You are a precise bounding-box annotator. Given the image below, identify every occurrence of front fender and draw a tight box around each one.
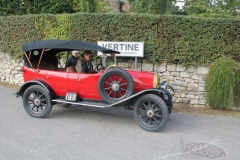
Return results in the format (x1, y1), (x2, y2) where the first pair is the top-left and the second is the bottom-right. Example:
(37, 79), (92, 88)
(16, 80), (55, 98)
(110, 88), (173, 108)
(134, 88), (173, 109)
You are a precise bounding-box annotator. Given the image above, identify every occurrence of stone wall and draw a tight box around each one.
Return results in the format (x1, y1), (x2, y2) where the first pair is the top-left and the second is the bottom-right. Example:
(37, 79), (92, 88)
(0, 53), (24, 85)
(116, 58), (209, 107)
(0, 53), (208, 107)
(155, 64), (208, 107)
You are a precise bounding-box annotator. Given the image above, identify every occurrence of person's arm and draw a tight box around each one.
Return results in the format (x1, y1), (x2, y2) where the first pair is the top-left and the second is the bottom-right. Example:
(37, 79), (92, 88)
(76, 60), (85, 73)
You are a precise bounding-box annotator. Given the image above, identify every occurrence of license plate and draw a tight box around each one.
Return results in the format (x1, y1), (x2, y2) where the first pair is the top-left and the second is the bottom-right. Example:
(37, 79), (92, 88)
(65, 92), (78, 102)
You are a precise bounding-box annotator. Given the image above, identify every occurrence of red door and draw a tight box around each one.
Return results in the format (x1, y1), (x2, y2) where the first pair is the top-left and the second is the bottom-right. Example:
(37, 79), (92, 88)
(45, 71), (68, 97)
(77, 73), (102, 100)
(67, 72), (80, 93)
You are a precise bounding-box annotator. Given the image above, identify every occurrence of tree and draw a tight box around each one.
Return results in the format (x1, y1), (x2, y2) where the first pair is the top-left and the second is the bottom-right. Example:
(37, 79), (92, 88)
(183, 0), (240, 17)
(128, 0), (174, 14)
(159, 0), (168, 14)
(0, 0), (25, 16)
(74, 0), (109, 13)
(0, 0), (74, 16)
(35, 0), (74, 14)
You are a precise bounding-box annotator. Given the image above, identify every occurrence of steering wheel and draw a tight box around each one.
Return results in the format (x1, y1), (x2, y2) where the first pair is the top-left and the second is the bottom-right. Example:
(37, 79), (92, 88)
(95, 63), (105, 72)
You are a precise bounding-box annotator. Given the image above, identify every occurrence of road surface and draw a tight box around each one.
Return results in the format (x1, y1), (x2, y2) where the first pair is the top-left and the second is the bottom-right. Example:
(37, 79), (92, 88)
(0, 86), (239, 160)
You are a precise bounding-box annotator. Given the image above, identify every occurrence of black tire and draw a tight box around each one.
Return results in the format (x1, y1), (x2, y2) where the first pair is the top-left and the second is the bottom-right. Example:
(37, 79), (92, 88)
(134, 94), (169, 132)
(98, 68), (134, 104)
(22, 85), (53, 118)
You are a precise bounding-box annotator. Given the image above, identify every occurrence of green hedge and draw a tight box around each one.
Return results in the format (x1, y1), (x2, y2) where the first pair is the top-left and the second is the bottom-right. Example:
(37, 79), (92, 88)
(0, 13), (240, 65)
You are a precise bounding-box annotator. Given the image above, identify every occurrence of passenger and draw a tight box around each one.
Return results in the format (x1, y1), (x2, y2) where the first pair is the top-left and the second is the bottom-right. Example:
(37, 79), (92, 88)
(76, 50), (94, 73)
(66, 50), (79, 68)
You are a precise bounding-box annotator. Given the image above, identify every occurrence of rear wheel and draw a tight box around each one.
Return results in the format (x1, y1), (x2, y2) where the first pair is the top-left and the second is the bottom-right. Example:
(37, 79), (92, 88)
(134, 94), (169, 132)
(22, 85), (52, 118)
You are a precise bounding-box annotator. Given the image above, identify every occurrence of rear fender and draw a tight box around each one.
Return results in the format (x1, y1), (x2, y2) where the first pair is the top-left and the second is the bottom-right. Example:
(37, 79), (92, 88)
(16, 80), (55, 98)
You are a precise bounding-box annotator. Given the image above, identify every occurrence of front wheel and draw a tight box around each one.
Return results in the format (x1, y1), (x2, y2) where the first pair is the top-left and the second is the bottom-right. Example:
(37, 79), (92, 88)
(22, 85), (53, 118)
(134, 94), (169, 132)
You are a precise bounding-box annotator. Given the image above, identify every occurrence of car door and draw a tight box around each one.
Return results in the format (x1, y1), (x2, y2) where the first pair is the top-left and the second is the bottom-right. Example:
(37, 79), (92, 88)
(67, 72), (102, 101)
(77, 73), (102, 100)
(67, 72), (80, 93)
(45, 70), (68, 97)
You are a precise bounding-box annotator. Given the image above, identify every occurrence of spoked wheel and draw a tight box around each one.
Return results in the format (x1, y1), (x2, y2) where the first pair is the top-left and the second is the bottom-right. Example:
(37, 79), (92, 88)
(104, 74), (128, 98)
(134, 94), (169, 132)
(22, 85), (52, 118)
(98, 68), (134, 104)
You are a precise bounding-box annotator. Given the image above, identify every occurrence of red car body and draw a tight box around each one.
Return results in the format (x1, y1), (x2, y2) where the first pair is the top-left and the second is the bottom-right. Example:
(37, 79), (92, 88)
(22, 66), (155, 101)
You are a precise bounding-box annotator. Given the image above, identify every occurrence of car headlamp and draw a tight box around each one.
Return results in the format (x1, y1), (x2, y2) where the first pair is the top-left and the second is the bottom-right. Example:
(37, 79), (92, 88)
(153, 74), (160, 88)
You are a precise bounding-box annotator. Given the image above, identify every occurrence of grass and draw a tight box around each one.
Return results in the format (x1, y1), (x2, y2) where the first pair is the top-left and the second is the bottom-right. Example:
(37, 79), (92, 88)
(0, 81), (20, 90)
(173, 104), (240, 118)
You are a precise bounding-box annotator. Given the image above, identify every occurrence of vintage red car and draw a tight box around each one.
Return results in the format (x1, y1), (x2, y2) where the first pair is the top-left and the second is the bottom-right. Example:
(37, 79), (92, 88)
(16, 40), (174, 132)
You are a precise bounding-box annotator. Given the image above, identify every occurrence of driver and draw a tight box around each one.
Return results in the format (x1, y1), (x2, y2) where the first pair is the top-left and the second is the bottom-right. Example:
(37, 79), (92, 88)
(76, 50), (94, 73)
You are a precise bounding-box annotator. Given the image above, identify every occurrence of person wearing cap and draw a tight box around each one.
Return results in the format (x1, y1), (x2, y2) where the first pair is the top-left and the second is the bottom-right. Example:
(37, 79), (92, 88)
(76, 50), (94, 73)
(66, 50), (79, 68)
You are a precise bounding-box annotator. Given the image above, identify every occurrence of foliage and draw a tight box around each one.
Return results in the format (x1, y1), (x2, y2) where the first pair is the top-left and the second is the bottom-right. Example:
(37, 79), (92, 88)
(205, 56), (240, 109)
(183, 0), (240, 18)
(0, 0), (75, 16)
(35, 14), (73, 39)
(165, 1), (185, 15)
(74, 0), (109, 13)
(0, 15), (41, 58)
(159, 0), (169, 14)
(34, 0), (75, 14)
(128, 0), (154, 14)
(128, 0), (170, 14)
(0, 0), (110, 16)
(0, 13), (240, 65)
(184, 2), (235, 18)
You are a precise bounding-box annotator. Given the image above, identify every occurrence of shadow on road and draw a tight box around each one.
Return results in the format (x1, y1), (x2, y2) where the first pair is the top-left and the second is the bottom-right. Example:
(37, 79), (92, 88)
(49, 104), (202, 133)
(50, 104), (135, 121)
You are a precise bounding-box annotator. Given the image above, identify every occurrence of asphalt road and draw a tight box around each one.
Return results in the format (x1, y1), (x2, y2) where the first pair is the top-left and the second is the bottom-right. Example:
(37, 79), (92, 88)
(0, 85), (240, 160)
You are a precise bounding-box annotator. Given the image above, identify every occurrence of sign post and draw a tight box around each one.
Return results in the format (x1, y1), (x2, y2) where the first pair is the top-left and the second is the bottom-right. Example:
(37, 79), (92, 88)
(98, 41), (144, 70)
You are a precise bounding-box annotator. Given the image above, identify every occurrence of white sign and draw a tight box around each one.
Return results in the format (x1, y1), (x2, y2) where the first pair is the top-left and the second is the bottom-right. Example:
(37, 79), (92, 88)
(98, 41), (144, 57)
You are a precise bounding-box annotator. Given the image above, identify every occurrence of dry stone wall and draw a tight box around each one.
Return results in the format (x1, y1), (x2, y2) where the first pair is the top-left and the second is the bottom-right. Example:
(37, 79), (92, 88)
(158, 64), (208, 107)
(117, 58), (209, 107)
(0, 53), (208, 107)
(0, 53), (24, 85)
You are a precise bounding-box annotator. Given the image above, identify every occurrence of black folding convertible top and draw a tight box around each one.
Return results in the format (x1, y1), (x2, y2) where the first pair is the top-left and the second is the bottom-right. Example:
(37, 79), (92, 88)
(22, 40), (120, 53)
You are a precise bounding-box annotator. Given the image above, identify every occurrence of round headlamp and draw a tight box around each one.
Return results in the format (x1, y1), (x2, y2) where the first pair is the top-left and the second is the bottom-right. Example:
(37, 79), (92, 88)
(153, 74), (160, 88)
